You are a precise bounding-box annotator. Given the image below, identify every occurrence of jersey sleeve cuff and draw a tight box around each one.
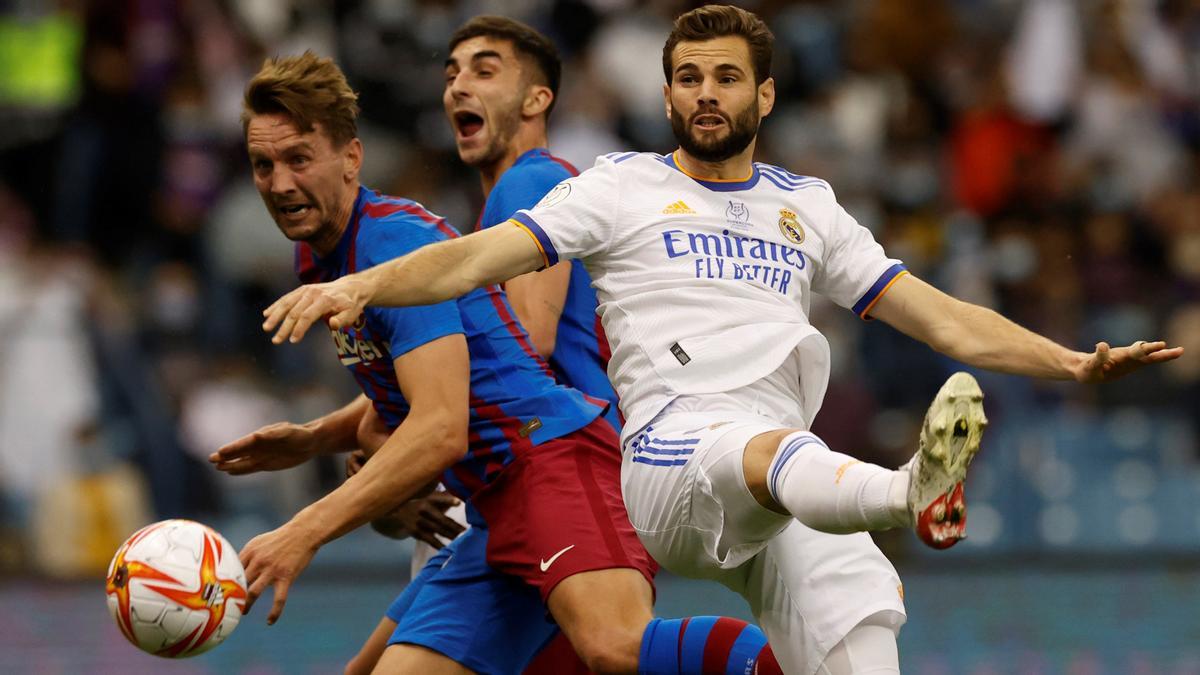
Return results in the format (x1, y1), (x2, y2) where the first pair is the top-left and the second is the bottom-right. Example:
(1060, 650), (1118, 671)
(509, 213), (560, 268)
(852, 263), (908, 320)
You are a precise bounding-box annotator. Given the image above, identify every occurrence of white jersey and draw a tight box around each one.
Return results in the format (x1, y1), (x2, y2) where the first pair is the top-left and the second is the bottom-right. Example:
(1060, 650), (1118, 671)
(511, 151), (905, 438)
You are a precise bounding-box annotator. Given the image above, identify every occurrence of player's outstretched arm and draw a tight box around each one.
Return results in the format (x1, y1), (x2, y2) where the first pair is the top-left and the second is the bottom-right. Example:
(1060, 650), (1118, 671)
(262, 223), (545, 344)
(239, 335), (470, 624)
(209, 395), (371, 474)
(870, 274), (1183, 382)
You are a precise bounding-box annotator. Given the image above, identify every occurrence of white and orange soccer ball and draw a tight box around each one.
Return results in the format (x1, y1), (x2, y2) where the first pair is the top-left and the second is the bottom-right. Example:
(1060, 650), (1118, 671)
(105, 519), (247, 658)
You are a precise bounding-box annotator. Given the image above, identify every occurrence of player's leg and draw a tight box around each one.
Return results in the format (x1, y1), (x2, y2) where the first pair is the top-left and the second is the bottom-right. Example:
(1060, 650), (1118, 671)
(815, 619), (900, 675)
(476, 419), (781, 675)
(545, 567), (651, 673)
(547, 567), (780, 675)
(523, 631), (592, 675)
(347, 536), (455, 674)
(373, 644), (475, 674)
(379, 527), (560, 675)
(728, 522), (905, 674)
(345, 617), (397, 675)
(623, 415), (905, 673)
(742, 372), (987, 547)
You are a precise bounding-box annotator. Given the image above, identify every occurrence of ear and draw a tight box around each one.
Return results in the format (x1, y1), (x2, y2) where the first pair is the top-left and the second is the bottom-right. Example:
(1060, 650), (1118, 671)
(343, 138), (363, 182)
(758, 77), (775, 119)
(522, 84), (553, 119)
(663, 82), (672, 121)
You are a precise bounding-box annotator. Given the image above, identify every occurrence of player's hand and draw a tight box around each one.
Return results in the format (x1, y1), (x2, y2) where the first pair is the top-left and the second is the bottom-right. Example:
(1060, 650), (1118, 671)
(345, 448), (368, 479)
(345, 452), (463, 545)
(262, 275), (376, 344)
(240, 522), (319, 625)
(378, 491), (465, 547)
(209, 423), (320, 475)
(1073, 340), (1184, 383)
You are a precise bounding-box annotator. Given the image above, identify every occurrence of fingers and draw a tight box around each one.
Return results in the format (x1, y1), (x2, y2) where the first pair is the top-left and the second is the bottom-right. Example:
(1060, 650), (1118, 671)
(262, 288), (303, 333)
(272, 299), (328, 345)
(243, 565), (267, 616)
(345, 450), (367, 478)
(412, 530), (445, 549)
(210, 434), (255, 464)
(426, 492), (461, 510)
(214, 458), (264, 475)
(422, 510), (466, 540)
(263, 287), (330, 344)
(1127, 341), (1183, 364)
(1145, 346), (1184, 362)
(330, 308), (362, 331)
(266, 579), (289, 625)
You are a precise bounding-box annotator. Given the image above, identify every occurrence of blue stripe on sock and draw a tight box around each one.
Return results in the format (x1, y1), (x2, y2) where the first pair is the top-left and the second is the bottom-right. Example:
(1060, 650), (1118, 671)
(649, 437), (700, 445)
(679, 616), (719, 674)
(767, 435), (828, 505)
(725, 623), (769, 675)
(639, 618), (681, 674)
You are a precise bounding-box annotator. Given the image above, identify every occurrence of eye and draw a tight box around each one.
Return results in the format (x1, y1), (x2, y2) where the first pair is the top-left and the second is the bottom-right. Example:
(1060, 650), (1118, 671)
(678, 74), (697, 85)
(720, 75), (737, 84)
(290, 155), (310, 168)
(477, 69), (493, 79)
(252, 159), (271, 173)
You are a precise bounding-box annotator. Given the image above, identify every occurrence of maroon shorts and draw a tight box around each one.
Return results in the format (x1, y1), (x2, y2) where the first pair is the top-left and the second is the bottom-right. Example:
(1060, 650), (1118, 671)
(471, 417), (658, 601)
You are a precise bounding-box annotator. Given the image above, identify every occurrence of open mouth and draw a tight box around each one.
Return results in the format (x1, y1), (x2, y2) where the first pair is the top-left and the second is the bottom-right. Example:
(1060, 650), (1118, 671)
(692, 113), (727, 131)
(277, 203), (312, 218)
(454, 111), (485, 138)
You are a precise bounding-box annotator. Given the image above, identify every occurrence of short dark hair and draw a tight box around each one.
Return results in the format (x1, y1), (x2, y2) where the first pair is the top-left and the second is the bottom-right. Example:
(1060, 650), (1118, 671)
(662, 5), (774, 85)
(448, 16), (562, 117)
(242, 51), (360, 146)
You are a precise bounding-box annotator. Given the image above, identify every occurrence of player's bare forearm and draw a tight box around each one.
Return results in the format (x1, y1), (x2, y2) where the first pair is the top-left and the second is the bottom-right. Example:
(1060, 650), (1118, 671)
(871, 274), (1182, 382)
(263, 224), (544, 344)
(210, 395), (374, 474)
(922, 299), (1082, 379)
(291, 412), (467, 547)
(873, 275), (1082, 378)
(370, 224), (544, 306)
(305, 394), (372, 453)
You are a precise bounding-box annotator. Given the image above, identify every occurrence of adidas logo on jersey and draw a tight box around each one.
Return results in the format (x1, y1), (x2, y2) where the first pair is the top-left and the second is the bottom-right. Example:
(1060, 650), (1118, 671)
(662, 200), (696, 215)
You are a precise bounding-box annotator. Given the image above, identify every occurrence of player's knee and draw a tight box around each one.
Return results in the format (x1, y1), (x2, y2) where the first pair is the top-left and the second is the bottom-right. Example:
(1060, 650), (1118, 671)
(568, 627), (641, 675)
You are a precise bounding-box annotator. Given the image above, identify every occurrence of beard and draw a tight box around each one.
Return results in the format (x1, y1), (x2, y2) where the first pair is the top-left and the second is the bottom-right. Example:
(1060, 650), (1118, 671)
(670, 101), (759, 163)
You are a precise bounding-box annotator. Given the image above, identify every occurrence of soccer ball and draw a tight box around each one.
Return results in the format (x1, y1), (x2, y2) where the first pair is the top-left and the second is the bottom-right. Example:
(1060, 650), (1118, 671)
(105, 519), (247, 658)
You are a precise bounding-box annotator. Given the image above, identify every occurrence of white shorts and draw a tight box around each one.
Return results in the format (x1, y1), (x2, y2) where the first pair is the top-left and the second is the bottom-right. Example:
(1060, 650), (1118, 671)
(621, 410), (906, 675)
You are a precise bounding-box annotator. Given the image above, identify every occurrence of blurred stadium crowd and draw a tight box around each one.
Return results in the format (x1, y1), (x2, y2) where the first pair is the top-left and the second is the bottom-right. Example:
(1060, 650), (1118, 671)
(0, 0), (1197, 578)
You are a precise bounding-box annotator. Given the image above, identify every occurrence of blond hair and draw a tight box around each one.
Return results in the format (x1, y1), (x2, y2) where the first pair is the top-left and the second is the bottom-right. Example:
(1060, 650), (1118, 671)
(242, 51), (360, 146)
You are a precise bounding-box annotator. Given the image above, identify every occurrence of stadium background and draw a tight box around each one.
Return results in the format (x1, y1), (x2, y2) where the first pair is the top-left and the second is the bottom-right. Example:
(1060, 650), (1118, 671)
(1, 0), (1198, 672)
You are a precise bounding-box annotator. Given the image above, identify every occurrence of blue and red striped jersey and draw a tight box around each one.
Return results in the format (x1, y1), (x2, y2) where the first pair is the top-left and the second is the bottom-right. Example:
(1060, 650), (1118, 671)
(479, 148), (622, 433)
(296, 186), (606, 499)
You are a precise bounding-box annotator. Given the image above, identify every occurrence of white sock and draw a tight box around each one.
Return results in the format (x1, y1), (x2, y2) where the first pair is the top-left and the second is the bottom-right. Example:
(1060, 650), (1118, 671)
(766, 431), (910, 533)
